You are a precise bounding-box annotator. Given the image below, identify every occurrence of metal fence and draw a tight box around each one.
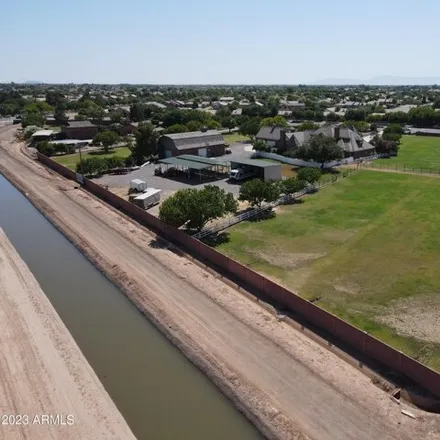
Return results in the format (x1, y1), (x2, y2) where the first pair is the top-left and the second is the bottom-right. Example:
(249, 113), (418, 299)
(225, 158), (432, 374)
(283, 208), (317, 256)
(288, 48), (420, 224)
(194, 169), (357, 240)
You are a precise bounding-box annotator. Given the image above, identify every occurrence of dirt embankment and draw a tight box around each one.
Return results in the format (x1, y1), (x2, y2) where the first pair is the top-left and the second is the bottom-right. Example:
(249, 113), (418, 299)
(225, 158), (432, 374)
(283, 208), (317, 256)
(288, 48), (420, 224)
(1, 124), (440, 440)
(0, 228), (136, 440)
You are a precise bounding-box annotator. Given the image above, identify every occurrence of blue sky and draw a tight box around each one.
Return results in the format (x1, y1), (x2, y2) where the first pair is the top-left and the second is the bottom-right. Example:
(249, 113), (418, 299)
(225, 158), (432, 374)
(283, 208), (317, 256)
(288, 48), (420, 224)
(1, 0), (440, 84)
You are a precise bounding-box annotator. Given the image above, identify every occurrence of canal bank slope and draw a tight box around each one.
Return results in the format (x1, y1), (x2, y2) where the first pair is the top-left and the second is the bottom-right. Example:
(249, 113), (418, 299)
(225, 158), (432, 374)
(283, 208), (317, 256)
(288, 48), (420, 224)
(1, 125), (440, 440)
(0, 228), (136, 440)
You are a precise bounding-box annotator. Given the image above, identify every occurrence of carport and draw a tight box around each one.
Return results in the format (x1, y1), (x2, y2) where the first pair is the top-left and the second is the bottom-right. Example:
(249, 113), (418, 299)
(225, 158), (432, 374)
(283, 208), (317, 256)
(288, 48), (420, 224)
(158, 157), (212, 181)
(179, 154), (231, 176)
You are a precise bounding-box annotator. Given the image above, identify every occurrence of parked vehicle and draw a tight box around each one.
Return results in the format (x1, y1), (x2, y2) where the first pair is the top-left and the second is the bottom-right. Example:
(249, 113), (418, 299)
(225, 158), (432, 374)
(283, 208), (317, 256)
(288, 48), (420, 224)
(129, 179), (147, 193)
(229, 167), (257, 182)
(132, 188), (162, 210)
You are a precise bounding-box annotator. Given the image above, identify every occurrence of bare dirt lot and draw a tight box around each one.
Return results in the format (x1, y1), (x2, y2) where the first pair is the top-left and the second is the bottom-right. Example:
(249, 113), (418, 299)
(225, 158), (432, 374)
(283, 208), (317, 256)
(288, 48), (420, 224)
(0, 228), (136, 440)
(1, 124), (440, 440)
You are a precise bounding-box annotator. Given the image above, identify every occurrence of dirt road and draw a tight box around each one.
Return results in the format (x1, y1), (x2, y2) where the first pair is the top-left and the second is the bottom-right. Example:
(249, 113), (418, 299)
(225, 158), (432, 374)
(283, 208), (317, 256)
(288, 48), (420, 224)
(1, 125), (440, 440)
(0, 228), (136, 440)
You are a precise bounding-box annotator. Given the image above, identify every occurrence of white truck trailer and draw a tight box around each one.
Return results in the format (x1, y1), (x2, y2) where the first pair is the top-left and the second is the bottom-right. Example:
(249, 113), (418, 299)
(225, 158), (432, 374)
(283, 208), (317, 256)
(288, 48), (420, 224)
(132, 188), (162, 210)
(129, 179), (147, 192)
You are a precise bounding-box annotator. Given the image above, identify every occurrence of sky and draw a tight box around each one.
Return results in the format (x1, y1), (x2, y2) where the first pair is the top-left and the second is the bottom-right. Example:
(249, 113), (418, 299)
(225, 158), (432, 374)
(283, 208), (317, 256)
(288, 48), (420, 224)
(1, 0), (440, 84)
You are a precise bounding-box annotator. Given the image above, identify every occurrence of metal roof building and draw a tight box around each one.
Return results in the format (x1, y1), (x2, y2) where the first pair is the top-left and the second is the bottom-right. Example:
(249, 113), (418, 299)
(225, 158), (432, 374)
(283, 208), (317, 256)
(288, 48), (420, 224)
(159, 157), (211, 170)
(230, 158), (282, 182)
(158, 130), (226, 159)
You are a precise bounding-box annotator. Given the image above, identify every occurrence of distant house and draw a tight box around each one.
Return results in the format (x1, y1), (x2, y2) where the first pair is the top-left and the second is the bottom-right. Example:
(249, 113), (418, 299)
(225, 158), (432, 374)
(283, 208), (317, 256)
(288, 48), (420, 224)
(145, 101), (167, 110)
(232, 108), (242, 116)
(44, 115), (57, 126)
(158, 130), (226, 158)
(166, 99), (186, 108)
(219, 97), (234, 103)
(211, 101), (228, 110)
(289, 125), (375, 159)
(62, 121), (99, 140)
(256, 126), (291, 150)
(279, 100), (305, 111)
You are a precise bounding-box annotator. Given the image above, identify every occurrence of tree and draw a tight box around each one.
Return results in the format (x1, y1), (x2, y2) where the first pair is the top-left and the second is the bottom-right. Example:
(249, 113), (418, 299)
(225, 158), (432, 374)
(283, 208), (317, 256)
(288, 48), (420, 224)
(294, 134), (344, 167)
(186, 120), (202, 131)
(36, 141), (55, 157)
(296, 122), (319, 131)
(239, 118), (261, 140)
(238, 179), (281, 207)
(93, 130), (120, 153)
(21, 112), (44, 128)
(165, 124), (188, 134)
(129, 103), (144, 122)
(159, 186), (238, 231)
(206, 119), (221, 129)
(54, 106), (68, 125)
(253, 140), (270, 152)
(223, 117), (236, 132)
(297, 167), (322, 185)
(132, 122), (158, 165)
(75, 156), (107, 176)
(281, 177), (307, 196)
(260, 116), (288, 128)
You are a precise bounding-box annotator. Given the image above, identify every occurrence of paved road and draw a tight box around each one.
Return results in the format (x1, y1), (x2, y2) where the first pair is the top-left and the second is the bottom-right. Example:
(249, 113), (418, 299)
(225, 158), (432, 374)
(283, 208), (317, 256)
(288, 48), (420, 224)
(1, 125), (438, 440)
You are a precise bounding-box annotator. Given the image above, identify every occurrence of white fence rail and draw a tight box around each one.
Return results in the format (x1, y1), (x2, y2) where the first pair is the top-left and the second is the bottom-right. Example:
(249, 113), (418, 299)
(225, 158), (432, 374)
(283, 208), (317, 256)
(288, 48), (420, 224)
(253, 151), (390, 167)
(193, 168), (357, 240)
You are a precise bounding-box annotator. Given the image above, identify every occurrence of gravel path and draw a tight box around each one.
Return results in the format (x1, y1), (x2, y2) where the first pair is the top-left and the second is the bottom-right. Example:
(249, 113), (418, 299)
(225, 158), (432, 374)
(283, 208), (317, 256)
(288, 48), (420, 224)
(1, 124), (440, 440)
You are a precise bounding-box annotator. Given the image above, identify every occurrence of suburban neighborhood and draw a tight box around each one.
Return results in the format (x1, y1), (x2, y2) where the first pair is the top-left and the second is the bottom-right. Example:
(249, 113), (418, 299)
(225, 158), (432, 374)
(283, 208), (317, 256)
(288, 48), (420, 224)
(2, 2), (440, 439)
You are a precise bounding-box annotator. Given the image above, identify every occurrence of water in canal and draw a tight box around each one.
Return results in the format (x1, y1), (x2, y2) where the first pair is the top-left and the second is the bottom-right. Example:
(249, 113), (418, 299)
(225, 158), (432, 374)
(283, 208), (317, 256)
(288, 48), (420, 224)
(0, 175), (263, 440)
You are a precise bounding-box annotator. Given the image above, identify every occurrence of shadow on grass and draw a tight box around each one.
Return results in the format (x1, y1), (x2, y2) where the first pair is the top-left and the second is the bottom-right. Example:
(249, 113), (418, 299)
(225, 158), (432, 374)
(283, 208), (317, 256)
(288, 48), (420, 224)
(247, 209), (276, 222)
(201, 232), (231, 247)
(88, 149), (112, 156)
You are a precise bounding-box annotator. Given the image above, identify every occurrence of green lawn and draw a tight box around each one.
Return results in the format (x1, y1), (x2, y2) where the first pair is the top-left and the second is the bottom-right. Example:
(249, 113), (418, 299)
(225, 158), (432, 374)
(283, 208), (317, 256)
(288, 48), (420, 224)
(53, 147), (131, 170)
(375, 135), (440, 171)
(218, 171), (440, 370)
(223, 133), (250, 144)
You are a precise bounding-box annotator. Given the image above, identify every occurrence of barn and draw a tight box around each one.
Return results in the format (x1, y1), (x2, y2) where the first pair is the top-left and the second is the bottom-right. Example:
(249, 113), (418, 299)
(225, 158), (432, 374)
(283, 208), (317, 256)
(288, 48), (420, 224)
(158, 130), (226, 159)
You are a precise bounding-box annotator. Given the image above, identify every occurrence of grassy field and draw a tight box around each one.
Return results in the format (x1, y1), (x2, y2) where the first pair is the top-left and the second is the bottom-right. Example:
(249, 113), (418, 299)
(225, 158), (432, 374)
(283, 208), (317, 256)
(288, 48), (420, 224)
(218, 170), (440, 370)
(376, 135), (440, 170)
(223, 133), (250, 144)
(53, 147), (131, 170)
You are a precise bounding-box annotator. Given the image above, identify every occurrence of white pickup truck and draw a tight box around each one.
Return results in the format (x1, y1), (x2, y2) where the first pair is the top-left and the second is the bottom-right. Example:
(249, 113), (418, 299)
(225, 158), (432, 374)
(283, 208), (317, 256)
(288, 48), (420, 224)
(229, 167), (257, 182)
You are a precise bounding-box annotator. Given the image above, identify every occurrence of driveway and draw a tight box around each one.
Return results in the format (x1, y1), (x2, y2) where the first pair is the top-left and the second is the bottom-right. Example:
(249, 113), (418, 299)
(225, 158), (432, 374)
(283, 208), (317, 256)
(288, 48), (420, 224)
(95, 142), (255, 197)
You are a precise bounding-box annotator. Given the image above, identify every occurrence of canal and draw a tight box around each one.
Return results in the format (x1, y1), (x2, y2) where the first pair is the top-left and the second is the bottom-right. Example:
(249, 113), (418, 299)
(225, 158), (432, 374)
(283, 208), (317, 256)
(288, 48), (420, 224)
(0, 174), (263, 440)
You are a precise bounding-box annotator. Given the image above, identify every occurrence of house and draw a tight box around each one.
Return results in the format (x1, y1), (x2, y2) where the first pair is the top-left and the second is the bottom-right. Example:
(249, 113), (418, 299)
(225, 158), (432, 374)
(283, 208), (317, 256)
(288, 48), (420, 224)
(232, 108), (242, 116)
(145, 101), (167, 110)
(62, 121), (99, 140)
(212, 101), (228, 110)
(219, 97), (235, 103)
(166, 99), (186, 108)
(279, 100), (305, 111)
(289, 125), (375, 159)
(256, 126), (290, 150)
(158, 130), (226, 158)
(44, 115), (57, 126)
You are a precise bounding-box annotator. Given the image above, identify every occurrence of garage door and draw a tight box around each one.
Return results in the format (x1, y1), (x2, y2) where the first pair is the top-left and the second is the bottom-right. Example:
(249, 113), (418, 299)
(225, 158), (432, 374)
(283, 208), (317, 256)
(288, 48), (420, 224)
(198, 148), (207, 157)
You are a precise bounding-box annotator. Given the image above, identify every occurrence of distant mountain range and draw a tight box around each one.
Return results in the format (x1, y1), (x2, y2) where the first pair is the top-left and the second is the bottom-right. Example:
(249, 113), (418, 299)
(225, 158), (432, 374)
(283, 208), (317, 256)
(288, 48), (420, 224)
(310, 76), (440, 86)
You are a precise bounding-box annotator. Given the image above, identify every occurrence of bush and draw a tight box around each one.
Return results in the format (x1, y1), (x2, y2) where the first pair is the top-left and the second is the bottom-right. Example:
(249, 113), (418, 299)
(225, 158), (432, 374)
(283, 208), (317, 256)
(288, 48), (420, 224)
(76, 157), (108, 176)
(36, 141), (55, 157)
(105, 156), (125, 169)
